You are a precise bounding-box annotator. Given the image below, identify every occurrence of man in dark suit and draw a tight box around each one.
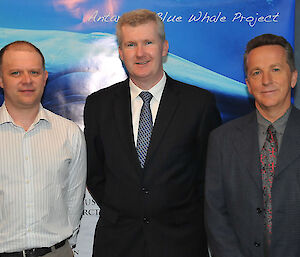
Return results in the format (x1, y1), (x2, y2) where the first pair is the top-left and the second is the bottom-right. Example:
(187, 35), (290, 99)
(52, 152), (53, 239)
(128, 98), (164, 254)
(84, 9), (221, 257)
(205, 34), (299, 257)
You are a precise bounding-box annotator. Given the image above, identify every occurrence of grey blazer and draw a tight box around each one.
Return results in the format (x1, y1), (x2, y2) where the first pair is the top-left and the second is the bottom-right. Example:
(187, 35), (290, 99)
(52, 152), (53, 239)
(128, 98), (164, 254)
(205, 106), (300, 257)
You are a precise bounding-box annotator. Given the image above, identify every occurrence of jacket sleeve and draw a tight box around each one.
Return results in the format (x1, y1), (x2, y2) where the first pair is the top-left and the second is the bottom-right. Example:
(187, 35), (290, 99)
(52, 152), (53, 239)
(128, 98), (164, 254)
(84, 95), (105, 206)
(205, 129), (245, 257)
(196, 93), (221, 200)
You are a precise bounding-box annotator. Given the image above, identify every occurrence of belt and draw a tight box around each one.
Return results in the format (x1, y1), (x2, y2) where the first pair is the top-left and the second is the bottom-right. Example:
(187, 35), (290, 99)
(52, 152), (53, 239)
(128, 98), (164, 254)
(0, 240), (66, 257)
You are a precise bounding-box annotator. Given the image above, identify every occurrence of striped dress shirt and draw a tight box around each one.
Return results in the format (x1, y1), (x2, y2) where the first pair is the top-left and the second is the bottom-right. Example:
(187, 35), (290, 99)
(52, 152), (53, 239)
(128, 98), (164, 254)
(0, 104), (87, 253)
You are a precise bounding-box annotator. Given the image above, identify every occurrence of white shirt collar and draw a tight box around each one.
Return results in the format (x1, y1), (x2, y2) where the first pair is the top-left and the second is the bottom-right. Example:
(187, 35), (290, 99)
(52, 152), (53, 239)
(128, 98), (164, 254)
(129, 72), (166, 103)
(0, 103), (50, 127)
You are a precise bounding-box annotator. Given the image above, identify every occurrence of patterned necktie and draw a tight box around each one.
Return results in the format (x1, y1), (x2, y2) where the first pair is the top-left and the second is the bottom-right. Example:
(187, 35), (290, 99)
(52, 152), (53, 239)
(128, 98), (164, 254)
(136, 91), (153, 168)
(260, 124), (278, 242)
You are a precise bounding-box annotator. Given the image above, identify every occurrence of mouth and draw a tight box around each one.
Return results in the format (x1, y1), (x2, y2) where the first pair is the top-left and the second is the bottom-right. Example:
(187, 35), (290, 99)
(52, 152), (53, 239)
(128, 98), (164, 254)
(135, 60), (150, 65)
(261, 89), (277, 94)
(20, 89), (35, 93)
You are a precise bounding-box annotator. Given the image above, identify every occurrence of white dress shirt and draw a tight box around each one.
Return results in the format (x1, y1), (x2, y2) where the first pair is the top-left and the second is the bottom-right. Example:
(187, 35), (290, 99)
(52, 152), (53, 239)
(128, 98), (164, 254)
(130, 73), (166, 145)
(0, 104), (87, 253)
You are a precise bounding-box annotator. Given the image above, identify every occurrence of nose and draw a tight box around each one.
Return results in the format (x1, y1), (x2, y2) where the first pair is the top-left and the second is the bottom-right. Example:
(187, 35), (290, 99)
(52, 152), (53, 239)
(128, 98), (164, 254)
(262, 71), (272, 86)
(21, 72), (32, 84)
(136, 44), (145, 57)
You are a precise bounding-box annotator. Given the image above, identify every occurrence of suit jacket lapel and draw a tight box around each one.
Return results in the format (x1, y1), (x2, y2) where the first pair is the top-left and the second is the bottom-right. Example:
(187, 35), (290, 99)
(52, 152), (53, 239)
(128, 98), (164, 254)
(144, 76), (179, 168)
(234, 112), (262, 190)
(113, 80), (142, 173)
(276, 106), (300, 177)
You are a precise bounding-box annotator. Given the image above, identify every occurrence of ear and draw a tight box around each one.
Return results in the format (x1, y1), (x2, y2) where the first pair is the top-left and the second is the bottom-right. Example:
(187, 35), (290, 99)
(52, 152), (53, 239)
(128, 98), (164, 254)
(291, 70), (298, 89)
(162, 40), (169, 57)
(0, 75), (3, 89)
(118, 46), (124, 61)
(43, 70), (48, 88)
(245, 78), (252, 95)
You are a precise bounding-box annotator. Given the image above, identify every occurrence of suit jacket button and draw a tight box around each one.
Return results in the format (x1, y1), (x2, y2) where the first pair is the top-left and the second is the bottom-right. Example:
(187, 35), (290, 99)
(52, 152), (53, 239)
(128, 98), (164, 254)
(143, 217), (150, 224)
(256, 208), (262, 214)
(142, 188), (149, 194)
(254, 242), (261, 247)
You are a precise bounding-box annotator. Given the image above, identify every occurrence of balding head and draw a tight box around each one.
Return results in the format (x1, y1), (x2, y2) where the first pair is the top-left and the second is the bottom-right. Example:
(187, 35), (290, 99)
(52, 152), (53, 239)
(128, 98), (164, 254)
(0, 41), (45, 75)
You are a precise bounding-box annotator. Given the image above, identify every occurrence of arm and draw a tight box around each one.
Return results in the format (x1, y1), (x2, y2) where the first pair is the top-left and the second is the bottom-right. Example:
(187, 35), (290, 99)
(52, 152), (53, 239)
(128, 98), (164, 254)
(83, 95), (106, 205)
(194, 94), (221, 256)
(66, 125), (87, 246)
(196, 94), (221, 200)
(204, 131), (244, 257)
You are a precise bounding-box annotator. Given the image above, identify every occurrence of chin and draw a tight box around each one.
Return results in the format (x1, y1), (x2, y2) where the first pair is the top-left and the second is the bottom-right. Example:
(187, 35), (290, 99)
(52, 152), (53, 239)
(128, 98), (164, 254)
(132, 73), (151, 81)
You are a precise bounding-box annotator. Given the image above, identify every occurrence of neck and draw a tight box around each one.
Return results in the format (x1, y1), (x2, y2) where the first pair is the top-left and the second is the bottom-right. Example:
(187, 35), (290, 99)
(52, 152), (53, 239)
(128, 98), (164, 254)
(256, 104), (291, 123)
(131, 72), (164, 91)
(5, 103), (40, 131)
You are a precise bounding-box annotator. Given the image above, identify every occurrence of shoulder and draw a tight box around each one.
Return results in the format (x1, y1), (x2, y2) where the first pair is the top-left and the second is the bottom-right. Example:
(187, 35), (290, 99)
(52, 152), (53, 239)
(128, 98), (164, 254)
(290, 106), (300, 118)
(165, 76), (217, 115)
(43, 108), (83, 135)
(43, 109), (85, 155)
(211, 111), (256, 137)
(167, 75), (214, 99)
(285, 106), (300, 130)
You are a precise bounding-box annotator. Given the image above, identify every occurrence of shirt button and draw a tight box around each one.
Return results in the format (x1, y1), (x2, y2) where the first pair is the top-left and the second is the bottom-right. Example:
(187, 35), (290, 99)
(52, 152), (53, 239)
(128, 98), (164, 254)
(25, 156), (28, 160)
(143, 217), (150, 224)
(254, 242), (261, 247)
(256, 208), (262, 214)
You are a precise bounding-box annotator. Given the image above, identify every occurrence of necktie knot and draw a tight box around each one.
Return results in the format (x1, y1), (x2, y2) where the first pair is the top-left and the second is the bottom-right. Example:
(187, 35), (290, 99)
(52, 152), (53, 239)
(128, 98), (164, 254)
(139, 91), (153, 104)
(266, 124), (277, 144)
(267, 124), (276, 135)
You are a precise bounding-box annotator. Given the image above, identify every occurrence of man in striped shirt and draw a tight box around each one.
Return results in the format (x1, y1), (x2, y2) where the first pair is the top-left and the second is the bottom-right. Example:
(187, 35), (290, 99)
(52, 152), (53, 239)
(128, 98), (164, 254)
(0, 41), (86, 257)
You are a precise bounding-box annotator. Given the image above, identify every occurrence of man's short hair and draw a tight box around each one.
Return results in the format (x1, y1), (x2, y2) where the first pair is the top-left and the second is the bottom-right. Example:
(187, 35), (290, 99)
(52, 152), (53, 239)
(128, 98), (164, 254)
(116, 9), (165, 46)
(0, 41), (45, 73)
(244, 33), (295, 76)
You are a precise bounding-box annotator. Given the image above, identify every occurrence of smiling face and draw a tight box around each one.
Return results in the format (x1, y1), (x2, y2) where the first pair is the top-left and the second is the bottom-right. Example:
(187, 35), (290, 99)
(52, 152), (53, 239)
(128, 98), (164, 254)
(118, 21), (169, 90)
(245, 44), (298, 122)
(0, 47), (48, 112)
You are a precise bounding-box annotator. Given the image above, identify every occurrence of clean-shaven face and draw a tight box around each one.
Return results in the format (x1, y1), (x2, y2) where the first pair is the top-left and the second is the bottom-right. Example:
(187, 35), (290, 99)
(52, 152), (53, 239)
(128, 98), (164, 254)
(246, 44), (298, 118)
(0, 48), (48, 111)
(118, 21), (169, 89)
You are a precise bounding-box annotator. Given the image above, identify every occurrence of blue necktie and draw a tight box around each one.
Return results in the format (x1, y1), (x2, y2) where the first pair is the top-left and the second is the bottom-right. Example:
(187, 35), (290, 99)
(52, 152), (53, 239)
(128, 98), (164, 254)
(136, 91), (153, 168)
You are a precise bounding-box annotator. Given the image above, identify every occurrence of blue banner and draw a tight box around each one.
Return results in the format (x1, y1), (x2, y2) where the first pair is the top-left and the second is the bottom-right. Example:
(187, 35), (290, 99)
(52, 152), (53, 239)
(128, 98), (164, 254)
(0, 0), (295, 256)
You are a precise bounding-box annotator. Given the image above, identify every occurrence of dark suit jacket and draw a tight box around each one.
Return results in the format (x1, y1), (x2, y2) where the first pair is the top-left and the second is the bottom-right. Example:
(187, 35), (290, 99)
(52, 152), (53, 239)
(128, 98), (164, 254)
(84, 75), (221, 257)
(205, 106), (300, 257)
